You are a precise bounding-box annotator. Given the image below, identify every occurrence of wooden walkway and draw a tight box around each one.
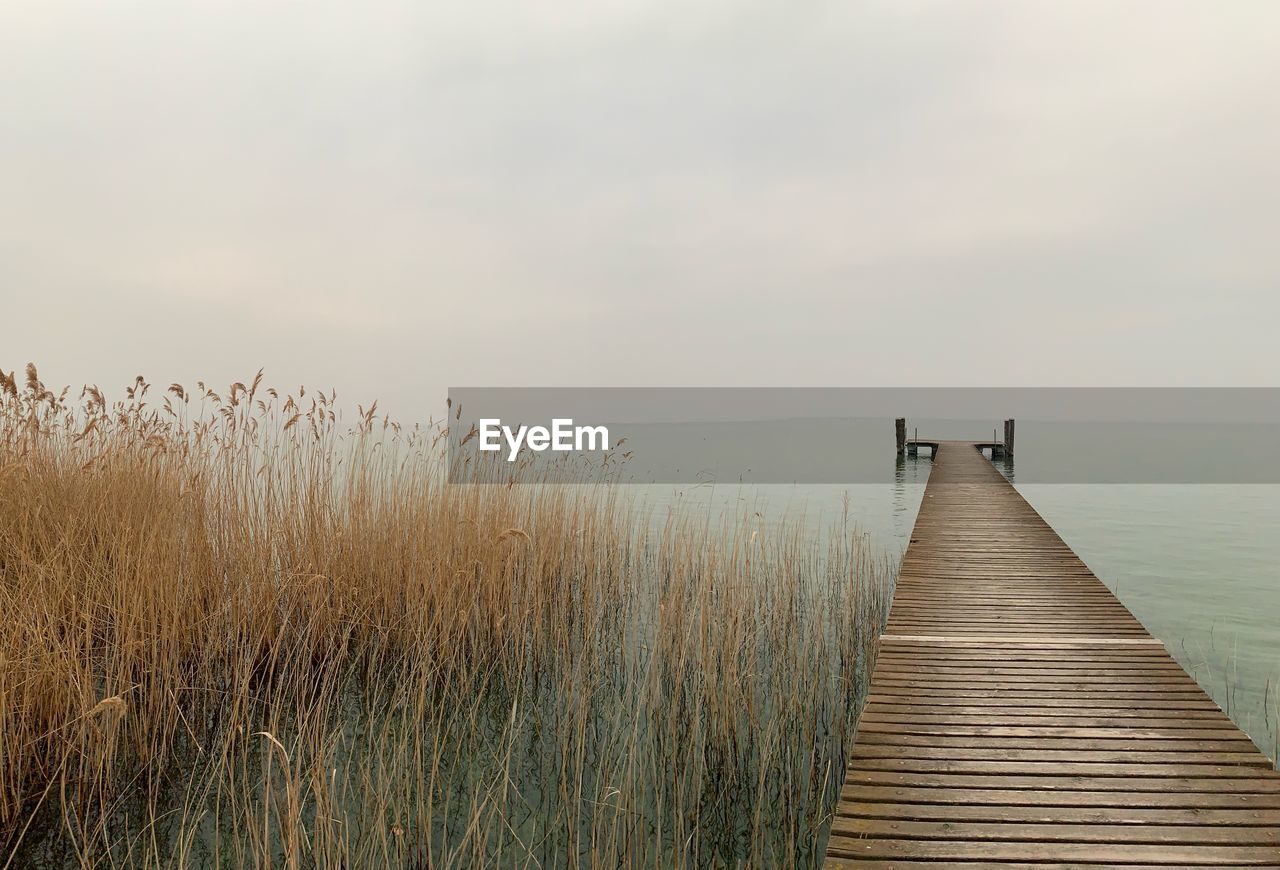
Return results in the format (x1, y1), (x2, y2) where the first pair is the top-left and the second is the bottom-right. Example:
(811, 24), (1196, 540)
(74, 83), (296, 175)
(826, 441), (1280, 867)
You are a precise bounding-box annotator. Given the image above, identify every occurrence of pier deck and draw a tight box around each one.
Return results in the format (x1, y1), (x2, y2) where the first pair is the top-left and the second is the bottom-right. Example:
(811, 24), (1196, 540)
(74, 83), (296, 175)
(826, 441), (1280, 867)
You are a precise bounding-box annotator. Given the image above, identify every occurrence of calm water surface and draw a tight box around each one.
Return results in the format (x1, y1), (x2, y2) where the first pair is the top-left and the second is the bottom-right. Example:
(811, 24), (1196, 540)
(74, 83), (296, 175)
(1009, 481), (1280, 759)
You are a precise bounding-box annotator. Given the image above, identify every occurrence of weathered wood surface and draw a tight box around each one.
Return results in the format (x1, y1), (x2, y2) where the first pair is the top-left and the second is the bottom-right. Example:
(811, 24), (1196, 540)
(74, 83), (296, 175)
(826, 441), (1280, 867)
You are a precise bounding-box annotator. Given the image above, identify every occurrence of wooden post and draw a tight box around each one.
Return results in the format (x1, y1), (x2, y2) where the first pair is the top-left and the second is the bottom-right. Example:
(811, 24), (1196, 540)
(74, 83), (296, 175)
(1006, 418), (1015, 457)
(895, 418), (906, 455)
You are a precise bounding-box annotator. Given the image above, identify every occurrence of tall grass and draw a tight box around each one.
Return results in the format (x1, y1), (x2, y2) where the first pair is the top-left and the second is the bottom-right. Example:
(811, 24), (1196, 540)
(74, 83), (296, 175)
(0, 365), (891, 868)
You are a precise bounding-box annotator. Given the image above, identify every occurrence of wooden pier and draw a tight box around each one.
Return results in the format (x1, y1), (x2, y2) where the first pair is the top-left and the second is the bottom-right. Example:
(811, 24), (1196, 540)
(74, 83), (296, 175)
(826, 440), (1280, 866)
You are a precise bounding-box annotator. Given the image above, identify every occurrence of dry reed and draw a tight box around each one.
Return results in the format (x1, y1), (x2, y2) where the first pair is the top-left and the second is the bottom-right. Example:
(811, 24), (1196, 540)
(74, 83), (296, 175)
(0, 365), (890, 868)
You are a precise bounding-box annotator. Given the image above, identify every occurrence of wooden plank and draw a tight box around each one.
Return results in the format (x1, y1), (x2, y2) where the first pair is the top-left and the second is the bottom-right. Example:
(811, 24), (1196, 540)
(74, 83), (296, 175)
(865, 696), (1223, 709)
(846, 770), (1280, 792)
(841, 784), (1280, 808)
(827, 862), (1183, 870)
(835, 801), (1280, 826)
(826, 838), (1280, 865)
(848, 758), (1273, 777)
(851, 745), (1271, 765)
(857, 713), (1233, 727)
(833, 817), (1280, 845)
(854, 733), (1260, 752)
(863, 706), (1230, 721)
(825, 440), (1279, 866)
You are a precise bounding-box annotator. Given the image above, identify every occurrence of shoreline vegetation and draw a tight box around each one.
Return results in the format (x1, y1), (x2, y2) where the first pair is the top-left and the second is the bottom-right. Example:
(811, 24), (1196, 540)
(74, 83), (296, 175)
(0, 366), (892, 868)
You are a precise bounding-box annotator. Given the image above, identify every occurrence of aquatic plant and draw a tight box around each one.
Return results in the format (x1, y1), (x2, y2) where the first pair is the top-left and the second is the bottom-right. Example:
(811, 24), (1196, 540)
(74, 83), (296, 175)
(0, 365), (890, 868)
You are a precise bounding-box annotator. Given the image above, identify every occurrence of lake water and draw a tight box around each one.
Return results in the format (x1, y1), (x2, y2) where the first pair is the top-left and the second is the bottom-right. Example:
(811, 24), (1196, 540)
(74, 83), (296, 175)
(1007, 481), (1280, 759)
(647, 459), (1280, 761)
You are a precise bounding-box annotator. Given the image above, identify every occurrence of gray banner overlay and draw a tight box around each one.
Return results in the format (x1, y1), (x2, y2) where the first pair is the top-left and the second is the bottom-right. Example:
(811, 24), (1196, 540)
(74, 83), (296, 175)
(445, 388), (1280, 484)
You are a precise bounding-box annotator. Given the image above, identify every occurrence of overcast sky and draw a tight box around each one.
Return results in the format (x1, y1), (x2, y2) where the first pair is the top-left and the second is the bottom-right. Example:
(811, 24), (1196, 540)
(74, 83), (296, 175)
(2, 1), (1277, 421)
